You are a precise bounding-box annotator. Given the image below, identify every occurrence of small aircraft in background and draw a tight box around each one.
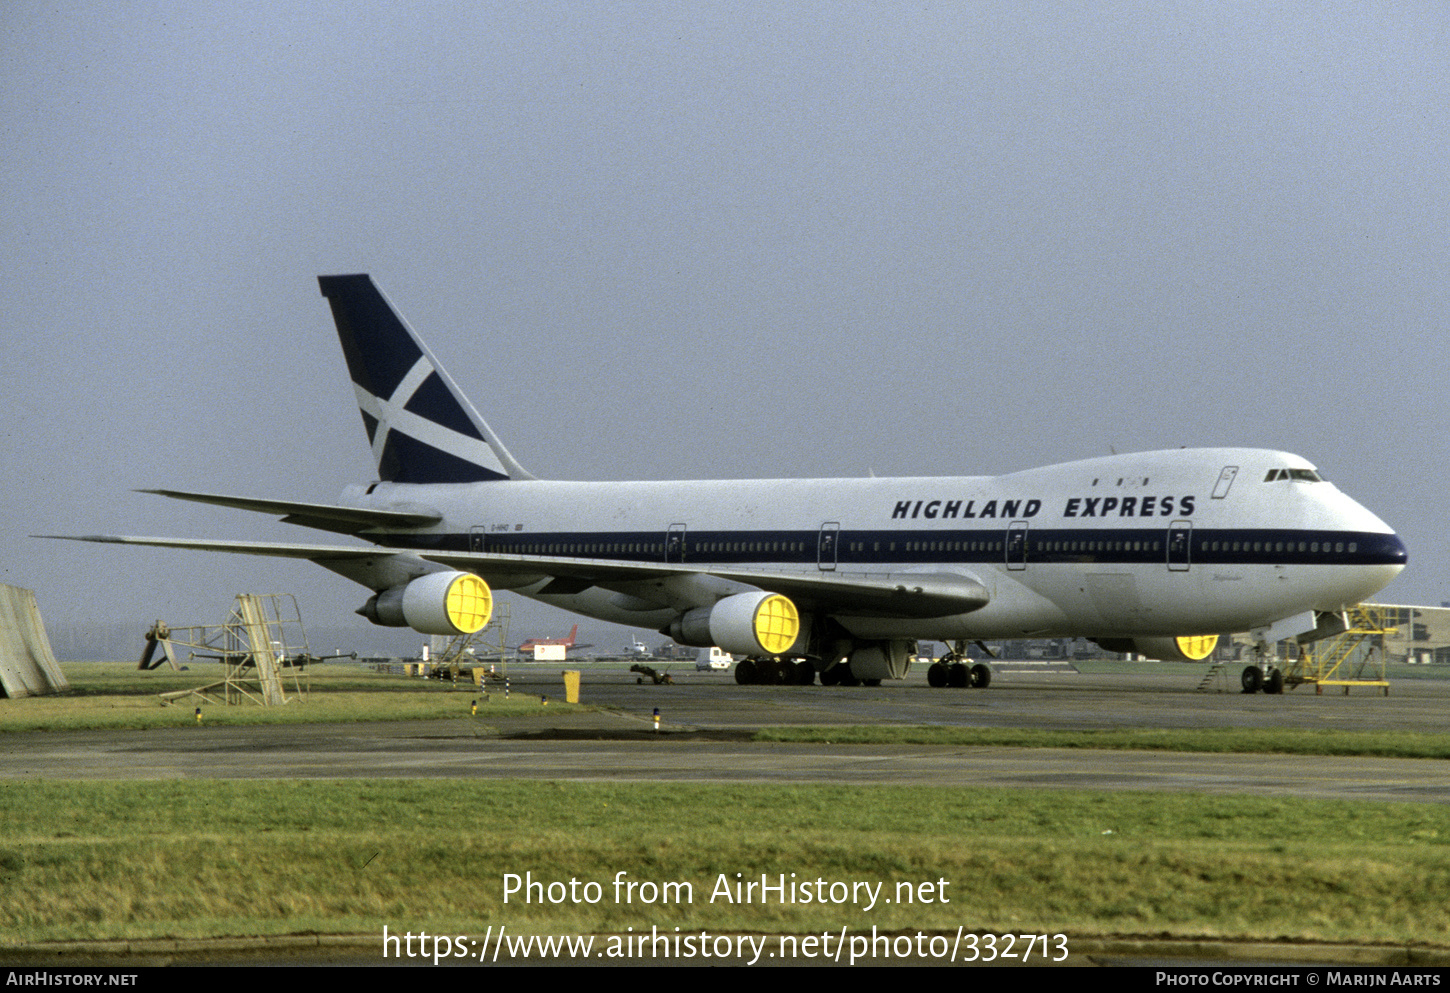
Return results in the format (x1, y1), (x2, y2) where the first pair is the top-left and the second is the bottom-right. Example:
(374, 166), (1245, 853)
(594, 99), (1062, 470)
(515, 624), (590, 655)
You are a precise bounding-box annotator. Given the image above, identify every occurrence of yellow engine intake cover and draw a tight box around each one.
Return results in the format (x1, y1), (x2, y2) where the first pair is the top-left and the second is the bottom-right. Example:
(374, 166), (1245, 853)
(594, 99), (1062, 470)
(1175, 634), (1218, 661)
(753, 594), (800, 655)
(445, 573), (493, 633)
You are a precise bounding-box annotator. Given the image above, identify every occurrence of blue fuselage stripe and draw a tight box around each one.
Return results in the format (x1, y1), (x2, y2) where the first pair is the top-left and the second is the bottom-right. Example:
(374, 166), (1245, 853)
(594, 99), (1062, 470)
(372, 527), (1407, 569)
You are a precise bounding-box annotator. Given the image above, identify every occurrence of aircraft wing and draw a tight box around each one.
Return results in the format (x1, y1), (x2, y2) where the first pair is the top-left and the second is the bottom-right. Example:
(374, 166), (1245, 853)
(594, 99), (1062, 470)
(421, 549), (991, 618)
(137, 489), (441, 535)
(721, 568), (988, 618)
(43, 534), (397, 563)
(49, 535), (990, 619)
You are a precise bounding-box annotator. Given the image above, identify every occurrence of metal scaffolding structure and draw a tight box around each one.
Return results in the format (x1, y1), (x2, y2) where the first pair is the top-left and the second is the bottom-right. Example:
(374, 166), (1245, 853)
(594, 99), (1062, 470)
(141, 594), (315, 706)
(416, 602), (513, 689)
(426, 600), (511, 665)
(1282, 603), (1394, 695)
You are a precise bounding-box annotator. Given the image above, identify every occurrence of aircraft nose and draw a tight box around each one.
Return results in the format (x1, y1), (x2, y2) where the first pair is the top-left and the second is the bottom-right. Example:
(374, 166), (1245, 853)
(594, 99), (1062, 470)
(1361, 529), (1409, 572)
(1326, 487), (1407, 575)
(1384, 531), (1409, 568)
(1329, 529), (1407, 608)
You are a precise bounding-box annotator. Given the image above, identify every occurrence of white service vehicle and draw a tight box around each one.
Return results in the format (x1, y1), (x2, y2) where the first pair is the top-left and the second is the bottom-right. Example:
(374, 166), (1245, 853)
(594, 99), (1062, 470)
(696, 647), (734, 671)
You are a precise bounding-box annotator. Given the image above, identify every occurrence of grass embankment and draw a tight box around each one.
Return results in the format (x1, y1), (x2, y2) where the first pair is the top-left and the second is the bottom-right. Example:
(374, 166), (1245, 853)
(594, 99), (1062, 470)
(756, 726), (1450, 759)
(0, 662), (580, 733)
(1, 780), (1447, 946)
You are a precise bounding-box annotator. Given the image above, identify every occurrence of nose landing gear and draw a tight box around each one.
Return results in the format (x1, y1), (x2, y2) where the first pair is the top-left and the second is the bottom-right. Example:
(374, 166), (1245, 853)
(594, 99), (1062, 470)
(1240, 664), (1284, 694)
(927, 643), (993, 689)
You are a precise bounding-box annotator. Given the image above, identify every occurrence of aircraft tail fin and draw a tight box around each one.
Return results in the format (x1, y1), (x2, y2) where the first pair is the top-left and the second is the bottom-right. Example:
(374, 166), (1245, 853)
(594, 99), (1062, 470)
(317, 274), (534, 484)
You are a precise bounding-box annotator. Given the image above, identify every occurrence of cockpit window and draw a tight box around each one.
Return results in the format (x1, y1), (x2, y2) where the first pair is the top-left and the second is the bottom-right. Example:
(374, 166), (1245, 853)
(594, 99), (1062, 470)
(1264, 468), (1324, 483)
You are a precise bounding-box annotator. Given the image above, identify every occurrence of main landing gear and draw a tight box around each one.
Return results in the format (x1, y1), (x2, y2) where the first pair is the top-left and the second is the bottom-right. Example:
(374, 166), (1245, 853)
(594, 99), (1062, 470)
(1240, 664), (1284, 694)
(734, 657), (816, 685)
(818, 663), (861, 686)
(732, 657), (888, 686)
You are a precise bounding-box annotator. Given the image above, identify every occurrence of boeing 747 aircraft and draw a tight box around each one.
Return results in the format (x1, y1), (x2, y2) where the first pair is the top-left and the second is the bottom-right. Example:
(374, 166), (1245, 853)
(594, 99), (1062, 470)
(63, 275), (1407, 690)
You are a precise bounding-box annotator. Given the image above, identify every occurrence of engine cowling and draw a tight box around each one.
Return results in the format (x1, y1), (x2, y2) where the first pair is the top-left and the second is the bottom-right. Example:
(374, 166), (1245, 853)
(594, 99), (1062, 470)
(1094, 634), (1219, 662)
(669, 591), (801, 657)
(359, 572), (493, 636)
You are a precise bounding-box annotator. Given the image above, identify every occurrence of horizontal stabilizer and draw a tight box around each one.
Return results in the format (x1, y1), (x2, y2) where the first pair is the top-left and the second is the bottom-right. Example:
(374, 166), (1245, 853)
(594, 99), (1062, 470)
(139, 489), (441, 535)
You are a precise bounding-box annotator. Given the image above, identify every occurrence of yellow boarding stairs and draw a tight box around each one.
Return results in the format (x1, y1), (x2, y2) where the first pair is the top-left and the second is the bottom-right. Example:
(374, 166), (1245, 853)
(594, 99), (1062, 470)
(1282, 603), (1394, 696)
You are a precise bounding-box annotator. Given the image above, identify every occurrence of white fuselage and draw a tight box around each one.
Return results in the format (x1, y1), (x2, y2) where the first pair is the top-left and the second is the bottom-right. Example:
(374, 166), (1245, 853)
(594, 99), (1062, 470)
(344, 447), (1405, 642)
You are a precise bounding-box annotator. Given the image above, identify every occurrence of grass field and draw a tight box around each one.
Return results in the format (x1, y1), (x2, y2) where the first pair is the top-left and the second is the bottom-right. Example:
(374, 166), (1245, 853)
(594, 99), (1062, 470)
(757, 725), (1450, 759)
(2, 661), (1448, 950)
(2, 780), (1448, 946)
(0, 662), (583, 732)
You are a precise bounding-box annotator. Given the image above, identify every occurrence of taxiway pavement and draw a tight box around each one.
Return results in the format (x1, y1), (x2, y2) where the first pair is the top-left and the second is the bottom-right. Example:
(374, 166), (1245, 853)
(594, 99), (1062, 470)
(4, 667), (1448, 803)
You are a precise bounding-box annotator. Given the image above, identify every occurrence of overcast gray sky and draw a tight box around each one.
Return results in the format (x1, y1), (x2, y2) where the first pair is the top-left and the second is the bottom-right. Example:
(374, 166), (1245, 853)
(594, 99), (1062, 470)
(3, 2), (1446, 651)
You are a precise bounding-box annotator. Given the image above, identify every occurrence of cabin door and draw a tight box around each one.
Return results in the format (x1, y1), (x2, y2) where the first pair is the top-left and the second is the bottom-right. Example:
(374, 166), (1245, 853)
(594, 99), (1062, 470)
(666, 523), (686, 563)
(817, 522), (840, 571)
(1006, 521), (1028, 570)
(1167, 521), (1192, 572)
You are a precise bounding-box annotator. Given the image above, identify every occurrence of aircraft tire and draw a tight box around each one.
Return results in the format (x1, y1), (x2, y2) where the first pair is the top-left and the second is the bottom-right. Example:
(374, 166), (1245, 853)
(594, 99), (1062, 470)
(1265, 668), (1284, 694)
(927, 662), (948, 688)
(793, 660), (815, 685)
(819, 664), (841, 686)
(863, 678), (882, 687)
(735, 659), (758, 685)
(1241, 665), (1263, 694)
(970, 663), (992, 689)
(948, 663), (970, 688)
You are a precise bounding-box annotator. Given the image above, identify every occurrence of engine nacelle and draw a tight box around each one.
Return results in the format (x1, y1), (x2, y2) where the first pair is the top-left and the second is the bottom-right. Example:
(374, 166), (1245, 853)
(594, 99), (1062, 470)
(669, 591), (802, 657)
(1094, 634), (1219, 662)
(359, 571), (493, 636)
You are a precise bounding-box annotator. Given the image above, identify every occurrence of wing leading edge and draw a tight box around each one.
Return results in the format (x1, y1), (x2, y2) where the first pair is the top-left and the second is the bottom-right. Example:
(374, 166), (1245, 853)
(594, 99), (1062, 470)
(49, 533), (990, 620)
